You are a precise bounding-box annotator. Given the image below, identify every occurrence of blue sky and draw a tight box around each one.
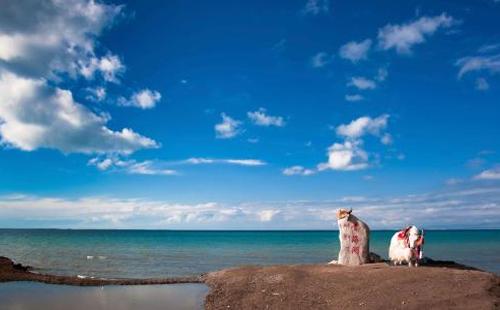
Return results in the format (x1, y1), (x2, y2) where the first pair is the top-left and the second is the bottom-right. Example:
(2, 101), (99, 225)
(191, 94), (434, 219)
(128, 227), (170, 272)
(0, 0), (500, 229)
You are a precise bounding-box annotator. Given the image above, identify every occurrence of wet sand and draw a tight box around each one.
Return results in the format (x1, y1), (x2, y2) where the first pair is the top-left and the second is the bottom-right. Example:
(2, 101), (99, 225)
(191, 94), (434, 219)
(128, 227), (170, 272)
(0, 256), (202, 286)
(204, 263), (500, 309)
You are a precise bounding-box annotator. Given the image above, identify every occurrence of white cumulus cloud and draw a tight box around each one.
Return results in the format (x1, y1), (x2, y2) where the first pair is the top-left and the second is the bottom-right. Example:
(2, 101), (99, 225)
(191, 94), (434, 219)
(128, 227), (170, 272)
(0, 0), (123, 79)
(286, 115), (391, 174)
(0, 0), (158, 155)
(318, 115), (391, 171)
(318, 140), (369, 171)
(0, 72), (158, 154)
(336, 114), (389, 140)
(215, 113), (242, 139)
(118, 89), (162, 109)
(80, 54), (125, 83)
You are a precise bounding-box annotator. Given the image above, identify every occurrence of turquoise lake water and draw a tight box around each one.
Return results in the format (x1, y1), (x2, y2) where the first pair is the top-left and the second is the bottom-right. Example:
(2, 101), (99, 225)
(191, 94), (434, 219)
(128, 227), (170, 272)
(0, 229), (498, 278)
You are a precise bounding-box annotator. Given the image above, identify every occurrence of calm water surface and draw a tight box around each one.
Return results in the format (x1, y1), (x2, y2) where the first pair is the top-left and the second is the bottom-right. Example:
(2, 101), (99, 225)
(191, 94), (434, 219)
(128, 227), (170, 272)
(0, 229), (498, 278)
(0, 282), (207, 310)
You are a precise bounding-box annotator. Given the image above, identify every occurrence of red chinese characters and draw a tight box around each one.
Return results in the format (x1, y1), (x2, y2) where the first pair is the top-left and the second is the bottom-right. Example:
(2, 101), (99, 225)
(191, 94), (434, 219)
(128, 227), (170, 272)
(351, 246), (360, 255)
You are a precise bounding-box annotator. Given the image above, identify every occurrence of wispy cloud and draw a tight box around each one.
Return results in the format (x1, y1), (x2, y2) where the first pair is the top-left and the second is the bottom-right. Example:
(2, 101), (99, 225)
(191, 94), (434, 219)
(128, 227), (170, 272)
(475, 78), (490, 91)
(271, 39), (287, 53)
(339, 39), (371, 63)
(378, 13), (456, 54)
(126, 161), (177, 176)
(456, 54), (500, 78)
(215, 113), (242, 139)
(474, 167), (500, 180)
(185, 158), (266, 166)
(345, 94), (364, 102)
(2, 184), (500, 229)
(446, 178), (463, 186)
(478, 43), (500, 54)
(348, 77), (377, 90)
(345, 69), (387, 100)
(310, 52), (333, 68)
(247, 108), (285, 127)
(88, 158), (177, 176)
(88, 156), (267, 174)
(376, 68), (388, 82)
(302, 0), (329, 16)
(282, 165), (316, 176)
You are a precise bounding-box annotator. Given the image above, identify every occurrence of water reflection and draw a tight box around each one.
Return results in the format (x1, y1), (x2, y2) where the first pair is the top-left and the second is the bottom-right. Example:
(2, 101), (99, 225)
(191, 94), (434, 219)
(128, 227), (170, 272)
(0, 282), (208, 310)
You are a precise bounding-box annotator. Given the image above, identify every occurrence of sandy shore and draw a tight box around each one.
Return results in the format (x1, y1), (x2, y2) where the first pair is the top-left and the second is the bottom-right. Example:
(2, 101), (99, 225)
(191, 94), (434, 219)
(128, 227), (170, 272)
(0, 256), (202, 286)
(204, 263), (500, 309)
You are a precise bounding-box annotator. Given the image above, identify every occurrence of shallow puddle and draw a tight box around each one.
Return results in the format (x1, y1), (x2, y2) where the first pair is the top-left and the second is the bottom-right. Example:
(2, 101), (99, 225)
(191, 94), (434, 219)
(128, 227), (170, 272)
(0, 281), (208, 310)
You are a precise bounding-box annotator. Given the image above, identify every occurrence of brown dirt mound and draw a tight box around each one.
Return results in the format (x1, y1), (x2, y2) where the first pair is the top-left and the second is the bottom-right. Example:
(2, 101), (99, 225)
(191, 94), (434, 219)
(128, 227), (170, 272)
(204, 263), (500, 310)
